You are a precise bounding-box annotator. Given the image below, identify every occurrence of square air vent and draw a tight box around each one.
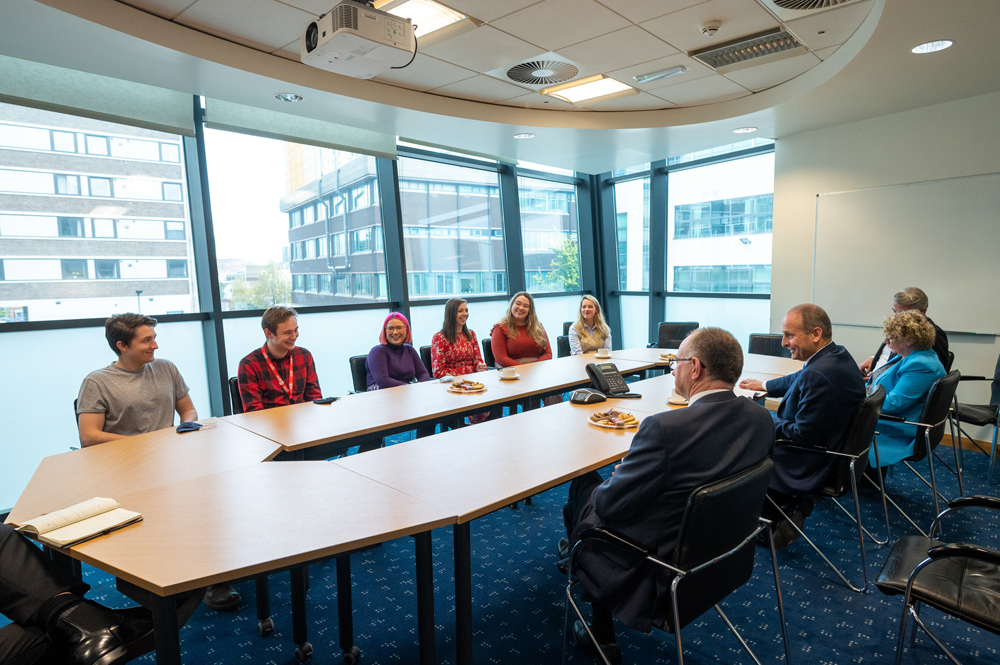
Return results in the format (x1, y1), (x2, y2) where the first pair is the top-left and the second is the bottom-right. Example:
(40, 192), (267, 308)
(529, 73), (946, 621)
(758, 0), (869, 22)
(689, 28), (807, 74)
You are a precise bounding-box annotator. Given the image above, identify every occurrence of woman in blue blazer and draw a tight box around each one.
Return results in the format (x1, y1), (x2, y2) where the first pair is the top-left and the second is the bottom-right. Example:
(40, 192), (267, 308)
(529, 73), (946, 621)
(868, 310), (947, 467)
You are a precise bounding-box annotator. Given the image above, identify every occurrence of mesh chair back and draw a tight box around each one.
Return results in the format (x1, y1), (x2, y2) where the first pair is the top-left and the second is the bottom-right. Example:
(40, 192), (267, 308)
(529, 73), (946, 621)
(825, 385), (886, 496)
(73, 398), (79, 425)
(656, 322), (698, 350)
(557, 335), (571, 358)
(661, 457), (773, 630)
(944, 351), (955, 373)
(563, 321), (572, 336)
(228, 377), (244, 415)
(481, 339), (496, 369)
(349, 355), (368, 393)
(748, 333), (791, 358)
(992, 354), (1000, 406)
(419, 345), (434, 376)
(912, 370), (961, 461)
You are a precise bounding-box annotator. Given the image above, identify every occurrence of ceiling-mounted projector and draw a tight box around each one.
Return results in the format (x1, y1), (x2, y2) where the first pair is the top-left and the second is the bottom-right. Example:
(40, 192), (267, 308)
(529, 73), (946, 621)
(300, 1), (415, 79)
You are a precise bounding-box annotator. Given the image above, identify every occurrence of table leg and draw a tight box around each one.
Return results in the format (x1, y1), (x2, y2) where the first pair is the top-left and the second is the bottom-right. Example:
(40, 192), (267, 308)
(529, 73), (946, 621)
(150, 594), (181, 665)
(414, 531), (436, 665)
(454, 522), (473, 665)
(290, 566), (312, 661)
(336, 555), (360, 663)
(254, 575), (273, 636)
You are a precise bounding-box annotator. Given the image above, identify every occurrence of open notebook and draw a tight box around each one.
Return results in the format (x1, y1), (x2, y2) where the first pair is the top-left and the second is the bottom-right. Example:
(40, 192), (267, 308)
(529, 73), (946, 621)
(17, 497), (142, 548)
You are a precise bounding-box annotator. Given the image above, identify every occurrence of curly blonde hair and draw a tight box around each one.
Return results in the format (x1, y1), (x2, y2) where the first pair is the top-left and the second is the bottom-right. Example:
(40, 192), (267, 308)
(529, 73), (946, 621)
(882, 310), (936, 350)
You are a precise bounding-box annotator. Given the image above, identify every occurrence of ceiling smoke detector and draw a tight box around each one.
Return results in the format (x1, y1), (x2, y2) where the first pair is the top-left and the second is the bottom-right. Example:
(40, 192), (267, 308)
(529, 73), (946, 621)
(506, 59), (579, 86)
(702, 21), (722, 37)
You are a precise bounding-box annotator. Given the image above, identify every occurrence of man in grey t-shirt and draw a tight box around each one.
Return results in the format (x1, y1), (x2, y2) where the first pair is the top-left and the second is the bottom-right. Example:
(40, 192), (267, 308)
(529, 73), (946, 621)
(76, 313), (197, 447)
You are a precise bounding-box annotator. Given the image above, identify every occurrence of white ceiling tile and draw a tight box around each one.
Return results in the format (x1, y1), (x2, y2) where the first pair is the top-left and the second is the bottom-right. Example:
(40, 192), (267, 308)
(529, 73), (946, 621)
(785, 0), (874, 51)
(278, 1), (337, 16)
(492, 0), (632, 51)
(640, 0), (779, 53)
(374, 53), (477, 90)
(120, 0), (199, 19)
(650, 74), (749, 105)
(173, 18), (281, 53)
(435, 0), (546, 23)
(593, 0), (708, 24)
(422, 25), (542, 73)
(606, 52), (715, 92)
(723, 52), (821, 92)
(813, 45), (841, 61)
(430, 75), (530, 102)
(582, 91), (675, 110)
(554, 26), (678, 73)
(504, 91), (578, 110)
(176, 0), (314, 50)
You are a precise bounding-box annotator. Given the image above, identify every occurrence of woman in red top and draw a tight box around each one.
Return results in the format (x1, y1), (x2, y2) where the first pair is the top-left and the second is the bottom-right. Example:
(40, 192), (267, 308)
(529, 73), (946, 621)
(490, 291), (553, 366)
(432, 298), (492, 424)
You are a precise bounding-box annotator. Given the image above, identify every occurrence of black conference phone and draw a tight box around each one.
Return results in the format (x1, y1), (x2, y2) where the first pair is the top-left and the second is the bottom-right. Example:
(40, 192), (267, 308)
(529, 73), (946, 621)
(585, 362), (641, 399)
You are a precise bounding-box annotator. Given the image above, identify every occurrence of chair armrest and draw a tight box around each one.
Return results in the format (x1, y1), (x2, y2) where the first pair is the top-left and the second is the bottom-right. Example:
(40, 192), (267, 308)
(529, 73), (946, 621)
(947, 495), (1000, 512)
(775, 438), (827, 452)
(878, 414), (906, 423)
(927, 543), (1000, 567)
(958, 376), (988, 382)
(577, 527), (651, 558)
(646, 342), (656, 348)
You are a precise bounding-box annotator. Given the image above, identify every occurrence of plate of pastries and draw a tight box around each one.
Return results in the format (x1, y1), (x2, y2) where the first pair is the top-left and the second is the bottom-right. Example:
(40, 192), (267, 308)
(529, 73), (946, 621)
(589, 408), (639, 429)
(448, 379), (486, 393)
(659, 352), (677, 361)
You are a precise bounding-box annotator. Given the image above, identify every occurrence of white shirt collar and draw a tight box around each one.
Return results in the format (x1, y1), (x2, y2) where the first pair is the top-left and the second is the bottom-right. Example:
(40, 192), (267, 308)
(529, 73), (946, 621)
(688, 388), (731, 405)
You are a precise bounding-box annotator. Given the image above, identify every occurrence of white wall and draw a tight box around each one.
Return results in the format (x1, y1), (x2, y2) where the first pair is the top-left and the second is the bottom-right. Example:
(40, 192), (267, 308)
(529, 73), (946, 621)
(772, 89), (1000, 434)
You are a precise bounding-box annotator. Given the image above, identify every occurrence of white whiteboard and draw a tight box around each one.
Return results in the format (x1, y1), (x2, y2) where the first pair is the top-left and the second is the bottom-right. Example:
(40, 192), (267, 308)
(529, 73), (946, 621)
(813, 172), (1000, 334)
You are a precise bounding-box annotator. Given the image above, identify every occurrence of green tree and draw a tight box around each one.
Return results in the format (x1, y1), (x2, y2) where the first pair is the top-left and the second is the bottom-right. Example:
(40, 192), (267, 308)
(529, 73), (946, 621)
(229, 261), (291, 310)
(534, 237), (580, 290)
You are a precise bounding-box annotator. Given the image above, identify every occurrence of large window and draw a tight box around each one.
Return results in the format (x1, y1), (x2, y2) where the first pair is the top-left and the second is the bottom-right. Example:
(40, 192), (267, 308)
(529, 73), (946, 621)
(398, 157), (506, 299)
(0, 102), (197, 323)
(518, 176), (581, 293)
(667, 152), (774, 294)
(613, 177), (650, 291)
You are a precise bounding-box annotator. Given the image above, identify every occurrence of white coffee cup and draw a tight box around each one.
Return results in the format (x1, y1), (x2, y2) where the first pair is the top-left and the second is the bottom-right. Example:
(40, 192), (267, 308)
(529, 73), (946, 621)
(669, 388), (686, 404)
(595, 348), (611, 359)
(499, 366), (517, 379)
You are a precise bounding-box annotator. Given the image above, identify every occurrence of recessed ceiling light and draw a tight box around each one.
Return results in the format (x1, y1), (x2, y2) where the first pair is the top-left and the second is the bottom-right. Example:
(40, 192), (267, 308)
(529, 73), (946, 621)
(375, 0), (467, 38)
(633, 65), (688, 84)
(275, 93), (303, 103)
(733, 127), (757, 134)
(911, 40), (953, 54)
(541, 75), (637, 105)
(513, 133), (535, 140)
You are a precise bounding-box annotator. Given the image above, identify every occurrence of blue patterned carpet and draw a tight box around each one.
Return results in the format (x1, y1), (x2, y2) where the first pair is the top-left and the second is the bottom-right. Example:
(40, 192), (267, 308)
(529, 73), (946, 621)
(6, 435), (999, 664)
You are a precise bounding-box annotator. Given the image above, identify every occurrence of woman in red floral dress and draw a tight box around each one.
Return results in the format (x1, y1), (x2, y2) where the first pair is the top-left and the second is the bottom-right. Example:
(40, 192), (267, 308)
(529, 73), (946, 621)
(431, 298), (491, 424)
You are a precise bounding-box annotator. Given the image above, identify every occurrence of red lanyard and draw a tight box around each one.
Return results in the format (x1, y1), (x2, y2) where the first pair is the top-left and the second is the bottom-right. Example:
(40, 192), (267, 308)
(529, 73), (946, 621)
(262, 344), (295, 398)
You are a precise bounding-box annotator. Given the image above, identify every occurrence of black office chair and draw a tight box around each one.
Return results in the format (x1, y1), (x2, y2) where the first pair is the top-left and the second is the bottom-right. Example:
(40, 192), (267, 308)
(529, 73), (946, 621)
(419, 345), (434, 376)
(748, 333), (791, 358)
(951, 352), (999, 485)
(563, 321), (573, 336)
(878, 371), (961, 535)
(228, 376), (244, 415)
(557, 335), (571, 358)
(349, 355), (368, 393)
(481, 339), (496, 369)
(647, 322), (698, 350)
(766, 385), (888, 592)
(876, 495), (1000, 665)
(943, 350), (955, 373)
(564, 457), (791, 665)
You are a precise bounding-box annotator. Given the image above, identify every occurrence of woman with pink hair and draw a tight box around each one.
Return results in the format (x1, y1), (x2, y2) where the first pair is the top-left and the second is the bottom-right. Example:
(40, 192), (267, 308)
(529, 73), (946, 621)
(365, 312), (430, 390)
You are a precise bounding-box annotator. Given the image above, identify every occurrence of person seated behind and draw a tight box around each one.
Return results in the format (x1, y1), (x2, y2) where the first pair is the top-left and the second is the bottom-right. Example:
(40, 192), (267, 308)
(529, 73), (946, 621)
(739, 304), (865, 549)
(866, 310), (947, 469)
(564, 328), (774, 664)
(859, 287), (949, 376)
(76, 313), (197, 448)
(366, 312), (430, 390)
(569, 295), (612, 355)
(0, 522), (155, 665)
(490, 291), (552, 367)
(237, 306), (322, 412)
(431, 298), (491, 425)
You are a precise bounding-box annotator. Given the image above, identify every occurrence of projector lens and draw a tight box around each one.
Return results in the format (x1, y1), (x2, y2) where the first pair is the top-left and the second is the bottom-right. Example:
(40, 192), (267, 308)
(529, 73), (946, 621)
(306, 23), (319, 52)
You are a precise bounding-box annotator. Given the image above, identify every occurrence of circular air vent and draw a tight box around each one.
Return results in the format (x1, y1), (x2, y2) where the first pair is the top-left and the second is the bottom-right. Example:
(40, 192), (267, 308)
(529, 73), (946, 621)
(506, 60), (579, 86)
(772, 0), (855, 9)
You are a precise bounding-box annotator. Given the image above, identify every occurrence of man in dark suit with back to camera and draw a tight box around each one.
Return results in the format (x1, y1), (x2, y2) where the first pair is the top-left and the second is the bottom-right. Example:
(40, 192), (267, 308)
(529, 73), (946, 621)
(740, 303), (866, 549)
(563, 328), (775, 665)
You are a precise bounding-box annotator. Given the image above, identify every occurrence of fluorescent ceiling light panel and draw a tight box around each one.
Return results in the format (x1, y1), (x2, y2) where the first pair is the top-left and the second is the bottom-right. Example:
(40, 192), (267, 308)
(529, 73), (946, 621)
(374, 0), (467, 38)
(633, 65), (688, 84)
(541, 75), (636, 105)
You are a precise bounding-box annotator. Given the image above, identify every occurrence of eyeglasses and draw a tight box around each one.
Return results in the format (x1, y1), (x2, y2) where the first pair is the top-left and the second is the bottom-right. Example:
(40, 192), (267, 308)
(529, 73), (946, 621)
(668, 358), (707, 370)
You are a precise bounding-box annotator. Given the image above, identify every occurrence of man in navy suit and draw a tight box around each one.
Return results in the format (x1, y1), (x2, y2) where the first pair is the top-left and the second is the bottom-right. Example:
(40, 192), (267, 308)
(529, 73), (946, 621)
(563, 328), (775, 664)
(740, 304), (866, 549)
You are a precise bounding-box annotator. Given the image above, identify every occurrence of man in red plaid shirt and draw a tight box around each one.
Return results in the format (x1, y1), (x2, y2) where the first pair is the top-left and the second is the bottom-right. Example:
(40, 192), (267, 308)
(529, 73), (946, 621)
(237, 306), (323, 412)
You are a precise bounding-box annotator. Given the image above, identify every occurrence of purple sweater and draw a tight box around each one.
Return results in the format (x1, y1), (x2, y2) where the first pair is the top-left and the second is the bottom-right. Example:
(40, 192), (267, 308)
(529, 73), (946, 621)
(366, 343), (430, 389)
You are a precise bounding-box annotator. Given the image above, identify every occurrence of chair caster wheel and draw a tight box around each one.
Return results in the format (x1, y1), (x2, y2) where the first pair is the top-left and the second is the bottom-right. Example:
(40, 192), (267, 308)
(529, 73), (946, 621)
(258, 618), (274, 636)
(295, 642), (313, 662)
(343, 645), (361, 664)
